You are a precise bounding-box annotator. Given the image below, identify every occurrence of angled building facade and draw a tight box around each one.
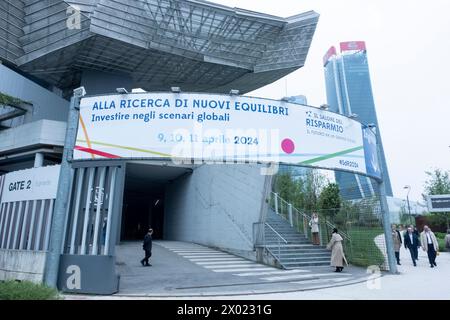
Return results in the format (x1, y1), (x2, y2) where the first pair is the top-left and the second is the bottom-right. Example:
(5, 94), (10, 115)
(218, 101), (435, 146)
(2, 0), (319, 97)
(323, 42), (393, 200)
(0, 1), (321, 293)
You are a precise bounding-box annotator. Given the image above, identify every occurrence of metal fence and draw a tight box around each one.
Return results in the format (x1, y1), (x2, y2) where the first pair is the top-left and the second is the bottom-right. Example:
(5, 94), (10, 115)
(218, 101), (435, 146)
(0, 199), (55, 251)
(311, 199), (389, 270)
(62, 164), (124, 256)
(268, 189), (389, 270)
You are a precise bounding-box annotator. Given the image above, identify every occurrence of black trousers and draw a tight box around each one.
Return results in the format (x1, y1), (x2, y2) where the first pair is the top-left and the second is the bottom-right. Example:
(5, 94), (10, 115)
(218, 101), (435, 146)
(427, 244), (436, 265)
(142, 249), (152, 265)
(395, 251), (400, 263)
(407, 247), (417, 265)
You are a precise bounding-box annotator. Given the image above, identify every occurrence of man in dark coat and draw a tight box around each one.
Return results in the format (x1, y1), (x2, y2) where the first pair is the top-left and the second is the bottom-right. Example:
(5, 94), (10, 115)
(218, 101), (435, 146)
(140, 228), (153, 267)
(404, 227), (420, 266)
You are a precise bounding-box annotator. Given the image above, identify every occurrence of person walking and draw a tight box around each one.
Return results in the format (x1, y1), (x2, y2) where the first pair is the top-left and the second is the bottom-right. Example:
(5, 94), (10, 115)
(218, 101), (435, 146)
(326, 228), (347, 272)
(140, 228), (153, 267)
(420, 225), (439, 268)
(445, 229), (450, 252)
(309, 213), (320, 245)
(404, 227), (420, 266)
(391, 224), (402, 265)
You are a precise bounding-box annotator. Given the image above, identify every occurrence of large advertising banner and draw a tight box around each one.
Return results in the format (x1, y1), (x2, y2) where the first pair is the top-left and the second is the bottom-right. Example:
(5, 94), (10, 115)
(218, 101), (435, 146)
(0, 165), (60, 203)
(74, 93), (379, 178)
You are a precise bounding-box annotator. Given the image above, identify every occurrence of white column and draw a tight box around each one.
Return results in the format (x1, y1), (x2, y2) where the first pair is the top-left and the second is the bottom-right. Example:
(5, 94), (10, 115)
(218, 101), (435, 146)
(81, 168), (95, 255)
(12, 201), (23, 249)
(92, 167), (106, 255)
(27, 200), (37, 250)
(6, 202), (16, 249)
(34, 200), (46, 250)
(34, 152), (44, 168)
(70, 168), (85, 254)
(104, 167), (117, 255)
(19, 201), (30, 250)
(0, 203), (8, 248)
(44, 199), (55, 251)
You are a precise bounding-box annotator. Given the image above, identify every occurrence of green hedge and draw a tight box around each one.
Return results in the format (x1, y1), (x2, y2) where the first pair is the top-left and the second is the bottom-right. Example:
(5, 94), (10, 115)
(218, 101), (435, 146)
(437, 238), (446, 252)
(345, 228), (385, 268)
(435, 233), (447, 251)
(0, 92), (29, 107)
(0, 280), (60, 300)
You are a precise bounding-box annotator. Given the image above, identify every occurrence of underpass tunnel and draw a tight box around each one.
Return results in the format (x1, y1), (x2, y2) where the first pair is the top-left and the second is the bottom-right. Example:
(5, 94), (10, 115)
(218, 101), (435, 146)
(120, 162), (193, 242)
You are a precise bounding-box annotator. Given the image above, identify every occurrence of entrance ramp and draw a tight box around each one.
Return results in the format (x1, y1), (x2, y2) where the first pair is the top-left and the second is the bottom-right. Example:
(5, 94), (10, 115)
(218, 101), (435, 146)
(112, 241), (369, 297)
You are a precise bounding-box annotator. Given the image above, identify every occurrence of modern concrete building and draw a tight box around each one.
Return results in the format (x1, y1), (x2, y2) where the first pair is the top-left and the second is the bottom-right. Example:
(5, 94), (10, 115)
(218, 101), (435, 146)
(0, 0), (321, 293)
(323, 42), (393, 201)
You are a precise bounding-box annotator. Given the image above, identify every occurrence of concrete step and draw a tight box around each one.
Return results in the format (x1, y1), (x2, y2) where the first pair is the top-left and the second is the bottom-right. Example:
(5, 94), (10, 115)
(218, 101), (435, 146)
(264, 236), (309, 241)
(277, 251), (330, 256)
(283, 261), (331, 267)
(264, 240), (311, 245)
(279, 256), (331, 263)
(264, 231), (308, 236)
(265, 245), (327, 250)
(266, 233), (306, 238)
(275, 252), (330, 257)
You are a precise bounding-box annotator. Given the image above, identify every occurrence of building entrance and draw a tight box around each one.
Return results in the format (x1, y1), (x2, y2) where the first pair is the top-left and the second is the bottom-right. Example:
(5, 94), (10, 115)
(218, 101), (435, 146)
(120, 162), (192, 241)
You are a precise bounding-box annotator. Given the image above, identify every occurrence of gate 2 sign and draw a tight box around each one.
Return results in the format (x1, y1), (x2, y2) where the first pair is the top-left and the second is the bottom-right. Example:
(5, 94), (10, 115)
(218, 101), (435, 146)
(73, 93), (381, 179)
(0, 165), (60, 203)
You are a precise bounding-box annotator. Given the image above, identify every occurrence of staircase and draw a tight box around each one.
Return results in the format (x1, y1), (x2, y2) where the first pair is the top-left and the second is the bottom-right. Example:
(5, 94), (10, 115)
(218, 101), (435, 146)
(264, 210), (331, 268)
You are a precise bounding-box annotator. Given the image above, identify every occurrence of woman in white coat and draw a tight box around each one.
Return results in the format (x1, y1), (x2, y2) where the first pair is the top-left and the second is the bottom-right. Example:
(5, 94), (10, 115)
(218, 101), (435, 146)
(326, 228), (348, 272)
(309, 213), (320, 245)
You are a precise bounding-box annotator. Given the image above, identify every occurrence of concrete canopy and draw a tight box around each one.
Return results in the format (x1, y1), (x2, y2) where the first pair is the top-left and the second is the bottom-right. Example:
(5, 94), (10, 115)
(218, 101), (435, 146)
(2, 0), (319, 95)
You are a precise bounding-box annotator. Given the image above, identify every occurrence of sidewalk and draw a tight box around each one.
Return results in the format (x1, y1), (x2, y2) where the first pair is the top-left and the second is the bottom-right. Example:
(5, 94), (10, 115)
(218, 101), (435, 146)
(64, 245), (449, 300)
(220, 247), (450, 300)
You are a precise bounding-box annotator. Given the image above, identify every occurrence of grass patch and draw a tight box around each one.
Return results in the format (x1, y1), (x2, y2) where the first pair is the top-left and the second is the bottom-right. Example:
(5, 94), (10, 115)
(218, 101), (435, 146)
(0, 280), (60, 300)
(345, 228), (385, 268)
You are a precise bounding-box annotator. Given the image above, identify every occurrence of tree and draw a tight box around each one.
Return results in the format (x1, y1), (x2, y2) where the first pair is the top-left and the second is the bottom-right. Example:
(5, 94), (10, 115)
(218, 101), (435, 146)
(423, 168), (450, 200)
(302, 170), (327, 212)
(273, 169), (327, 212)
(274, 172), (296, 202)
(318, 183), (341, 219)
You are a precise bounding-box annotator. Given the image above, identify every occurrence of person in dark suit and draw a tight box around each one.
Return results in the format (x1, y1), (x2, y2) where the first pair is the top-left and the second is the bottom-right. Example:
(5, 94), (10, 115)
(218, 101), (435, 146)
(140, 228), (153, 267)
(404, 227), (420, 266)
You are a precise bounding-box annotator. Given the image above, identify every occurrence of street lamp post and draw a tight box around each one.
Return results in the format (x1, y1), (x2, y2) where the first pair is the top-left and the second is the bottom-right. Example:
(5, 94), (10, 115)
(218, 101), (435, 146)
(404, 185), (412, 225)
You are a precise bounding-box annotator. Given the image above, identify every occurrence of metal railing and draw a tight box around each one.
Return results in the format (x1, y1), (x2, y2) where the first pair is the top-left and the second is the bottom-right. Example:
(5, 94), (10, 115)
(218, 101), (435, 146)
(253, 221), (288, 265)
(268, 192), (351, 245)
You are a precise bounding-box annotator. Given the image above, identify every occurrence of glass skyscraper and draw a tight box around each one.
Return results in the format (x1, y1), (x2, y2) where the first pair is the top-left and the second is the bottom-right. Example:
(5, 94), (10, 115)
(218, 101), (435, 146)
(323, 41), (393, 200)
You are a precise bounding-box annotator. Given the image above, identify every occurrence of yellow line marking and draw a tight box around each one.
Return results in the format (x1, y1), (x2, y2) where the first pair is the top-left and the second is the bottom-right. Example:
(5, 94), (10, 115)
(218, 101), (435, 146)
(78, 115), (95, 159)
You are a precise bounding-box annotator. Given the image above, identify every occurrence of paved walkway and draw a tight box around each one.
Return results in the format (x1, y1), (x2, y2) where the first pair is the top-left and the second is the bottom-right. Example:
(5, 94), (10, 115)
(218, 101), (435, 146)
(207, 246), (450, 300)
(64, 240), (374, 299)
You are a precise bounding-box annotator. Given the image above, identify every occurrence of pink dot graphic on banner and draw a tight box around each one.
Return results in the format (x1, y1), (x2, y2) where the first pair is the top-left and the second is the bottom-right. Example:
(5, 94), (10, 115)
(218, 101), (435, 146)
(281, 138), (295, 154)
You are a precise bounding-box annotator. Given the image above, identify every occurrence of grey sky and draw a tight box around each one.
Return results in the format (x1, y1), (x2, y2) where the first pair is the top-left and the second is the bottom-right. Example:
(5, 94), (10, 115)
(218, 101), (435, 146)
(212, 0), (450, 202)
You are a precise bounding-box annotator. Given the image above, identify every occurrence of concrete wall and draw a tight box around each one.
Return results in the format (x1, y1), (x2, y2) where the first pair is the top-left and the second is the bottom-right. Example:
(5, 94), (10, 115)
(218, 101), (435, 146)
(0, 249), (47, 283)
(164, 164), (268, 253)
(0, 64), (69, 122)
(0, 120), (66, 154)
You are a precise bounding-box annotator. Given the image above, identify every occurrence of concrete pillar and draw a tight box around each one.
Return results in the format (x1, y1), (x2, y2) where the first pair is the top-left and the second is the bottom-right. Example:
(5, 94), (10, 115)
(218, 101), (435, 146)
(34, 152), (44, 167)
